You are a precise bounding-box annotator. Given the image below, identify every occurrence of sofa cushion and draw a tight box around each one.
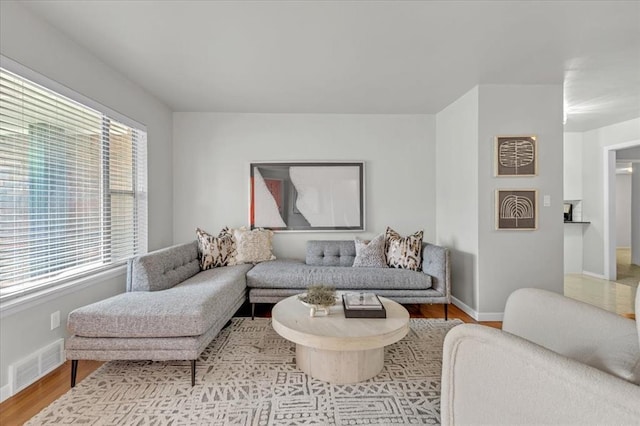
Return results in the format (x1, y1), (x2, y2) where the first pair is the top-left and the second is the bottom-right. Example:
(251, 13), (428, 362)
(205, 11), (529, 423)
(247, 259), (431, 290)
(306, 240), (356, 266)
(353, 234), (388, 268)
(385, 227), (424, 271)
(128, 241), (201, 292)
(196, 227), (237, 270)
(69, 264), (253, 338)
(233, 227), (276, 264)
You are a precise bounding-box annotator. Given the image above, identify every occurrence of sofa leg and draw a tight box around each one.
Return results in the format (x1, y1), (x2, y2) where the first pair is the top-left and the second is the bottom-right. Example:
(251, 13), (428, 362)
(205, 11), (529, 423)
(191, 360), (196, 386)
(251, 303), (255, 320)
(71, 360), (78, 388)
(444, 304), (449, 321)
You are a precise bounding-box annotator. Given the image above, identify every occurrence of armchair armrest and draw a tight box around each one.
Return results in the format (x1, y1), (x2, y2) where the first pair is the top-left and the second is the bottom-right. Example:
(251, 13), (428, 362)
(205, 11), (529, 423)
(421, 243), (451, 301)
(503, 288), (637, 361)
(441, 324), (640, 425)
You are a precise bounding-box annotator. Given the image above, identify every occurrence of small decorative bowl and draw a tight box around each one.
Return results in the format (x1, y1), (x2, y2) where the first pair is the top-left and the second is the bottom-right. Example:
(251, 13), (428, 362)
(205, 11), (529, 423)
(298, 293), (339, 317)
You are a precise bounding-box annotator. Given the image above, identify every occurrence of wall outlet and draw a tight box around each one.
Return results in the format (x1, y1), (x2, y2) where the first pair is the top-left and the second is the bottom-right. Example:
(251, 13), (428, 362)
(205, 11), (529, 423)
(50, 311), (60, 330)
(543, 195), (551, 207)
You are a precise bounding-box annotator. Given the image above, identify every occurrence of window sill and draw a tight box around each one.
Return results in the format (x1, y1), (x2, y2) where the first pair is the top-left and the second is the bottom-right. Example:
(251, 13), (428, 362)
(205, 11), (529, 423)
(0, 265), (127, 319)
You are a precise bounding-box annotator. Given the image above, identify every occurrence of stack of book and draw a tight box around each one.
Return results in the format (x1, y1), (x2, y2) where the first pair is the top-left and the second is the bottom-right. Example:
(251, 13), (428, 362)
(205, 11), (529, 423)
(342, 292), (386, 318)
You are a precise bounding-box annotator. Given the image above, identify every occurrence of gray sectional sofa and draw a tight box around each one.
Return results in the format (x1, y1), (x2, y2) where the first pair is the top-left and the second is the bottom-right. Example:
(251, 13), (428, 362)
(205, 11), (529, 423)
(66, 239), (450, 386)
(247, 240), (451, 318)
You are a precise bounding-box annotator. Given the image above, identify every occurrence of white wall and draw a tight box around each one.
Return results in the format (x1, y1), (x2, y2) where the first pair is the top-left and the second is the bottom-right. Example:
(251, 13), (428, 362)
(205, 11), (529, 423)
(435, 87), (479, 312)
(563, 132), (584, 274)
(633, 163), (640, 265)
(582, 118), (640, 276)
(616, 174), (632, 247)
(477, 85), (564, 315)
(564, 132), (583, 200)
(0, 1), (173, 394)
(435, 84), (564, 319)
(173, 113), (435, 258)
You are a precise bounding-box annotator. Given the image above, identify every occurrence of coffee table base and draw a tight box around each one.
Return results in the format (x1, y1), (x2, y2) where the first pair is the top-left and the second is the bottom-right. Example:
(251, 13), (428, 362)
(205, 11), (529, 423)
(296, 344), (384, 384)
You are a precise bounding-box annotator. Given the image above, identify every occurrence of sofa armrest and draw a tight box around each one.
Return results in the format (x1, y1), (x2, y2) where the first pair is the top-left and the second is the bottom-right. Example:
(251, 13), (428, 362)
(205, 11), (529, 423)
(503, 288), (638, 361)
(421, 243), (450, 301)
(441, 324), (640, 425)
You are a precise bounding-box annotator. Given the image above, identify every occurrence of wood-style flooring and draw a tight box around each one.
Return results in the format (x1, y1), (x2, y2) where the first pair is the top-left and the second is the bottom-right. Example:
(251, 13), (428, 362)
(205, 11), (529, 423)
(0, 302), (495, 426)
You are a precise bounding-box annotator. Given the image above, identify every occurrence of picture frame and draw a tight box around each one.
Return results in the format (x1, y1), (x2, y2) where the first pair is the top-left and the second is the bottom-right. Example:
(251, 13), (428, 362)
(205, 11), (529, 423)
(495, 189), (538, 230)
(249, 162), (365, 232)
(495, 135), (537, 176)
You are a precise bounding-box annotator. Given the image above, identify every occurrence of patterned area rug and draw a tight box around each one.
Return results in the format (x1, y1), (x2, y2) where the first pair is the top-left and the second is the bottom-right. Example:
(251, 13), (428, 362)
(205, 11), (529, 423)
(28, 318), (462, 425)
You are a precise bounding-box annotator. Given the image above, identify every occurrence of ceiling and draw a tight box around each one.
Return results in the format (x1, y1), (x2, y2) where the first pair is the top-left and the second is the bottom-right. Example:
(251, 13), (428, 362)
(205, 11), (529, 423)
(19, 0), (640, 132)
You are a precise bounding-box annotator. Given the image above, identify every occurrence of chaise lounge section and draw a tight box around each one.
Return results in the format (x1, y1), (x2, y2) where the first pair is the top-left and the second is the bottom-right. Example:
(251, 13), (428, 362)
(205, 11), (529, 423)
(66, 241), (251, 386)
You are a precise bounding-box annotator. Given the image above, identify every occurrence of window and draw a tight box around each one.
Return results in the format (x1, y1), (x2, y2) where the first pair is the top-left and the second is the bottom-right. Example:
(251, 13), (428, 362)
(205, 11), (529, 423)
(0, 66), (147, 300)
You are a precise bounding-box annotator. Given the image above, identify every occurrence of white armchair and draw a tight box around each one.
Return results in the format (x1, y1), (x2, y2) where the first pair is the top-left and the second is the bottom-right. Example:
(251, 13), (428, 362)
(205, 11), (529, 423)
(441, 288), (640, 425)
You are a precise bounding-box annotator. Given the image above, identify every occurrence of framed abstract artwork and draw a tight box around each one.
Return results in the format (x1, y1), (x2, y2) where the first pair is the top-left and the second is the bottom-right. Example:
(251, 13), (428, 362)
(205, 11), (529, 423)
(495, 189), (538, 230)
(495, 135), (537, 176)
(249, 162), (365, 231)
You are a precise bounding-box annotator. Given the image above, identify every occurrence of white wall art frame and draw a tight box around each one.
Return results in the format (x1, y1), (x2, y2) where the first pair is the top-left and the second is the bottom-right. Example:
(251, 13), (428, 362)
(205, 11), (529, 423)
(249, 162), (365, 232)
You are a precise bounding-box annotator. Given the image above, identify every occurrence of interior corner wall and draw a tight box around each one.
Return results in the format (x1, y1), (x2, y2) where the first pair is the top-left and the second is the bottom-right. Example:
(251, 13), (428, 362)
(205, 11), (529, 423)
(581, 118), (640, 276)
(435, 87), (479, 313)
(616, 174), (632, 247)
(633, 163), (640, 265)
(477, 85), (564, 316)
(172, 113), (436, 258)
(0, 0), (173, 393)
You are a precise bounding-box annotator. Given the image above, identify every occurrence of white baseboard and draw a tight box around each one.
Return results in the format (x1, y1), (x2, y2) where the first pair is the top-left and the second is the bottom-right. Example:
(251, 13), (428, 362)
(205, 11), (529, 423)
(452, 297), (504, 322)
(452, 297), (477, 320)
(582, 270), (606, 279)
(0, 383), (11, 403)
(476, 312), (504, 322)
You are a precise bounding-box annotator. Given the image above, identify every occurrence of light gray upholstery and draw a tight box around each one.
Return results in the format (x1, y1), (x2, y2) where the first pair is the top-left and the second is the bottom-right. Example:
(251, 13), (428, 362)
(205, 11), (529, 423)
(247, 259), (431, 290)
(306, 240), (356, 266)
(126, 241), (200, 292)
(69, 264), (252, 338)
(66, 242), (251, 367)
(66, 287), (245, 361)
(441, 288), (640, 425)
(249, 240), (451, 307)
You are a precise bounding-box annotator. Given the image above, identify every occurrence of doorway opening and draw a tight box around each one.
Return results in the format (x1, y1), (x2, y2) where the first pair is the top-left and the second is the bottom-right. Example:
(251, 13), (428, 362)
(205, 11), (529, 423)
(604, 140), (640, 285)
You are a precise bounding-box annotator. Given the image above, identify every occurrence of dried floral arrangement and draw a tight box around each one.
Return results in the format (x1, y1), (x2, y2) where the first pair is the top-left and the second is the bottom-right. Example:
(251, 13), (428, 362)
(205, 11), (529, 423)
(298, 285), (337, 306)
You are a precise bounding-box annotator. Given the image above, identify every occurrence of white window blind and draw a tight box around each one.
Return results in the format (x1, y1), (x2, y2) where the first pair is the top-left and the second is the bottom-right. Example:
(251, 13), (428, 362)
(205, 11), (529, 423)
(0, 67), (147, 300)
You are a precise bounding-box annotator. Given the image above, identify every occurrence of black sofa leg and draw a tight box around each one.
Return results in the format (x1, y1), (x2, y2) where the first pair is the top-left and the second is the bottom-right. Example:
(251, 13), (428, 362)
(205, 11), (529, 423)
(251, 303), (255, 320)
(191, 360), (196, 386)
(444, 304), (449, 321)
(71, 360), (78, 388)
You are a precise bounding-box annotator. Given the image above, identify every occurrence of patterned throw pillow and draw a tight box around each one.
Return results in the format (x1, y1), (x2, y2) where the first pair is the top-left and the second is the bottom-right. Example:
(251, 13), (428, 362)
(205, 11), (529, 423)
(196, 227), (237, 270)
(385, 227), (424, 271)
(233, 227), (276, 264)
(353, 234), (388, 268)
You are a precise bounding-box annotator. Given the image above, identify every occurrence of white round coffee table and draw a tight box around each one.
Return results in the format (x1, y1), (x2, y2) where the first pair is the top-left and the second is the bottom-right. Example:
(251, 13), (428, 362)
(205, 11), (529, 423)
(271, 294), (410, 384)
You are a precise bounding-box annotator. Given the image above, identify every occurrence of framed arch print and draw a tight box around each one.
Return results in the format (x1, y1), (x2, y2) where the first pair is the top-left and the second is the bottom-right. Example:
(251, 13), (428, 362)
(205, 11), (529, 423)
(495, 189), (537, 230)
(495, 135), (537, 176)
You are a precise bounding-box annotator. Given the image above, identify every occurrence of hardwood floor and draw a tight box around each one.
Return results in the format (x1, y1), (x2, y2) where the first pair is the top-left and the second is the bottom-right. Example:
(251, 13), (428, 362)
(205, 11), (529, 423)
(0, 302), (496, 425)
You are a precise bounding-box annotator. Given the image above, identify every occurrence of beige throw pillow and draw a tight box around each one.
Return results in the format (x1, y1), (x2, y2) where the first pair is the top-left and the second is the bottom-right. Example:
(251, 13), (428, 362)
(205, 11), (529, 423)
(385, 227), (424, 271)
(196, 227), (237, 270)
(353, 234), (388, 268)
(233, 227), (276, 264)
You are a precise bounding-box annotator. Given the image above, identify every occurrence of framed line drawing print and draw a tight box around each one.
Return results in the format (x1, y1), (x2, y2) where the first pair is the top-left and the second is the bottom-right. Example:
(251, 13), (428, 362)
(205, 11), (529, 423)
(495, 135), (537, 176)
(496, 189), (537, 230)
(249, 162), (365, 232)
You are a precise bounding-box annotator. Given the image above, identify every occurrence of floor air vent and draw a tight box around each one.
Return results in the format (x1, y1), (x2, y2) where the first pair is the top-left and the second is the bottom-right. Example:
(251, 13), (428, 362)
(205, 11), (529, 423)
(9, 338), (64, 395)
